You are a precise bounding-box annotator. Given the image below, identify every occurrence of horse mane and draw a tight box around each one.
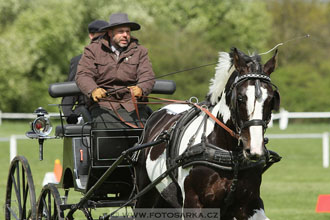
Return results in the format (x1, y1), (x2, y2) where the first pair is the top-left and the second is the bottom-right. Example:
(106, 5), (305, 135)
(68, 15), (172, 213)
(208, 52), (235, 105)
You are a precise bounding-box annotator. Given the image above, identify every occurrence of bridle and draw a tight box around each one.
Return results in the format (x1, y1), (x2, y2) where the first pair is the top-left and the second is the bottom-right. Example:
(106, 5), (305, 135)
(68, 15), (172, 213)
(228, 73), (279, 136)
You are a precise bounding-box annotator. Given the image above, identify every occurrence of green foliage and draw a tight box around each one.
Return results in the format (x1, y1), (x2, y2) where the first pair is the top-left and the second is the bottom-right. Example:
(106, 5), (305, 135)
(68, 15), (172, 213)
(0, 0), (329, 112)
(274, 64), (330, 111)
(135, 0), (272, 101)
(139, 0), (271, 51)
(0, 0), (30, 30)
(0, 0), (86, 112)
(266, 0), (330, 112)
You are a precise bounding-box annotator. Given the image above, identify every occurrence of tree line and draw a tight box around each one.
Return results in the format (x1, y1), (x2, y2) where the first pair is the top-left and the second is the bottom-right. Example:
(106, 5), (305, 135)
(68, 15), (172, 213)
(0, 0), (329, 113)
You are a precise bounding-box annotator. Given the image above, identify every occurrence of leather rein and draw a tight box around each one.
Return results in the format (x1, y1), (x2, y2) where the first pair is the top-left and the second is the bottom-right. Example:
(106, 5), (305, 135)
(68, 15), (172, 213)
(103, 73), (277, 139)
(108, 88), (144, 129)
(102, 94), (240, 138)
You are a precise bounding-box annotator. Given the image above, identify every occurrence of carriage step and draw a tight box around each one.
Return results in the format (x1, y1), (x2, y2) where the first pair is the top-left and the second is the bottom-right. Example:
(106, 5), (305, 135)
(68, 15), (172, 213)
(60, 200), (135, 210)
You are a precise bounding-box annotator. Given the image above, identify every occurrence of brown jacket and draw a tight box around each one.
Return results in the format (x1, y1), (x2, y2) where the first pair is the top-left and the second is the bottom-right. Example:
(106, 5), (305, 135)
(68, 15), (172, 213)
(75, 35), (155, 112)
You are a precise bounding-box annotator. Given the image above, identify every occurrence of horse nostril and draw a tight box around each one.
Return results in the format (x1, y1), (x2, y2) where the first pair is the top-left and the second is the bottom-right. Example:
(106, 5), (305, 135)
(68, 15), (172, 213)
(244, 149), (261, 161)
(249, 154), (260, 161)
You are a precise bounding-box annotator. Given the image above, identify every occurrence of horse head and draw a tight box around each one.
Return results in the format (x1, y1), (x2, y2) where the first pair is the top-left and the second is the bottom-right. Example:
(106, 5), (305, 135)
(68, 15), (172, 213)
(223, 48), (280, 161)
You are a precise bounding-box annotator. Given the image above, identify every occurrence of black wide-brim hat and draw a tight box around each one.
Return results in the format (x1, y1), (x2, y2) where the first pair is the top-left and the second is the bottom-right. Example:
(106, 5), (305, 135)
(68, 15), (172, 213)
(100, 13), (140, 31)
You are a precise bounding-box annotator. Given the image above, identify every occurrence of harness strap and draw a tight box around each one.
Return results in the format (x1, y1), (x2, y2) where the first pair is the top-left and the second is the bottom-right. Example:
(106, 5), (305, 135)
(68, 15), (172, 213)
(242, 119), (267, 130)
(193, 104), (239, 139)
(142, 96), (190, 104)
(130, 88), (144, 128)
(222, 160), (239, 217)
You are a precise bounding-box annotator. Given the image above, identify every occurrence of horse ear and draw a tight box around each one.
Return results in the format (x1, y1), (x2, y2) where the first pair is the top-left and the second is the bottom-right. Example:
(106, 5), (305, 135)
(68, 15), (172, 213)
(231, 47), (248, 73)
(272, 90), (280, 111)
(263, 49), (278, 75)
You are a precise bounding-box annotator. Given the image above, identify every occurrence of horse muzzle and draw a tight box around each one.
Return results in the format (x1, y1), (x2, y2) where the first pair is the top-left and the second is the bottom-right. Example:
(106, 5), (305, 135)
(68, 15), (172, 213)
(243, 148), (265, 161)
(241, 137), (266, 162)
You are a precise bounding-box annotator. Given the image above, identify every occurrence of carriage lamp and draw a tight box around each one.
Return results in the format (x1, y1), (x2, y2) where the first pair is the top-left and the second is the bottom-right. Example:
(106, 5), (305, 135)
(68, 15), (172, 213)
(26, 107), (52, 138)
(25, 107), (53, 161)
(32, 115), (52, 136)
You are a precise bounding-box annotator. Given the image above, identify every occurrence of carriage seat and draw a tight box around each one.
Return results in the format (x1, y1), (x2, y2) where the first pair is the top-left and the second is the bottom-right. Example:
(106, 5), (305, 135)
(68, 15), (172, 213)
(48, 79), (176, 98)
(55, 124), (91, 137)
(50, 80), (176, 137)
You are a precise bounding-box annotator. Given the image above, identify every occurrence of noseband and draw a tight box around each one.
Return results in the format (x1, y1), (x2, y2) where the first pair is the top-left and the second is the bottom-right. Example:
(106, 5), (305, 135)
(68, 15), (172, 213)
(229, 73), (278, 135)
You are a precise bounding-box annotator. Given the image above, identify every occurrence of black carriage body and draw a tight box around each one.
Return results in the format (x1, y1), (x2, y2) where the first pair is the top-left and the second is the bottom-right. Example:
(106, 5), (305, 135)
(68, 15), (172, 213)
(57, 125), (142, 199)
(91, 129), (142, 167)
(86, 128), (143, 199)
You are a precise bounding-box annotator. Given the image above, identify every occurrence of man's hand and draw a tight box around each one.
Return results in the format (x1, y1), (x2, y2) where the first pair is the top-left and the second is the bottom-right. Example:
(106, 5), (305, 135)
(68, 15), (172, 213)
(128, 86), (143, 97)
(92, 87), (107, 102)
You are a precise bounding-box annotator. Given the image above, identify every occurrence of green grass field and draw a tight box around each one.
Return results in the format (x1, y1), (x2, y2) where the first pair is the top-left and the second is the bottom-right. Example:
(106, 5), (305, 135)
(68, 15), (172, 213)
(1, 120), (330, 219)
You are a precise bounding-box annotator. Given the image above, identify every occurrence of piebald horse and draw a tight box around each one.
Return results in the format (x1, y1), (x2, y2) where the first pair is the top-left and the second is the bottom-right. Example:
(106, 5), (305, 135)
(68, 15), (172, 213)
(135, 48), (280, 220)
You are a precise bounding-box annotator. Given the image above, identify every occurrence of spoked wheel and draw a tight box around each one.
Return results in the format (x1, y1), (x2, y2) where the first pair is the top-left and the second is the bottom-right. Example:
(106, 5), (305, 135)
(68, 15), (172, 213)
(36, 183), (64, 220)
(5, 155), (37, 220)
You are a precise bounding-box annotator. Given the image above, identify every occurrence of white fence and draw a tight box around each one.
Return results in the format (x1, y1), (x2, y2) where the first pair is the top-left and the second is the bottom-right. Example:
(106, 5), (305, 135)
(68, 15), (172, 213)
(1, 109), (330, 167)
(0, 135), (28, 162)
(2, 133), (330, 168)
(2, 109), (330, 129)
(267, 132), (330, 168)
(0, 111), (60, 125)
(270, 108), (330, 130)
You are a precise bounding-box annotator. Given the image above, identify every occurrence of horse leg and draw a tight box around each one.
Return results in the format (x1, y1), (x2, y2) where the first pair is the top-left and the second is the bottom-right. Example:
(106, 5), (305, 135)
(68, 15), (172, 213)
(183, 166), (228, 207)
(243, 198), (269, 220)
(135, 149), (174, 208)
(227, 197), (269, 220)
(134, 150), (157, 208)
(183, 182), (202, 208)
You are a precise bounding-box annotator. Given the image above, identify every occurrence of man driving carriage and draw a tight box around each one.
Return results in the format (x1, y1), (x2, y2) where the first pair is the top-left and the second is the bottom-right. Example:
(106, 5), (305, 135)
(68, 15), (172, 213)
(76, 13), (155, 129)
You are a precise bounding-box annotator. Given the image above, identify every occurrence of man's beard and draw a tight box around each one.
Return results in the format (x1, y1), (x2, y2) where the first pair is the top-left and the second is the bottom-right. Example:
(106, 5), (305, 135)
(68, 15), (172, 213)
(113, 37), (130, 49)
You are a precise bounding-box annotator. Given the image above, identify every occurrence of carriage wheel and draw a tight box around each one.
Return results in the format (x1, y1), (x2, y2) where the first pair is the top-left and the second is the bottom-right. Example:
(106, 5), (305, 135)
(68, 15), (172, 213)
(5, 155), (37, 220)
(36, 183), (64, 220)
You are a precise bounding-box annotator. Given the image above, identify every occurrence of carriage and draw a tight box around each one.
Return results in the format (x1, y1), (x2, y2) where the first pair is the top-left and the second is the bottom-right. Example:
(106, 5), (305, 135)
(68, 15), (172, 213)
(5, 48), (282, 220)
(5, 79), (177, 220)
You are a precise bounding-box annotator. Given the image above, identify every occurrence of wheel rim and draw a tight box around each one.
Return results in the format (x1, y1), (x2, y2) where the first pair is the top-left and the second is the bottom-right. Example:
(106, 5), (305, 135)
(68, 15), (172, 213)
(5, 156), (36, 220)
(37, 184), (64, 220)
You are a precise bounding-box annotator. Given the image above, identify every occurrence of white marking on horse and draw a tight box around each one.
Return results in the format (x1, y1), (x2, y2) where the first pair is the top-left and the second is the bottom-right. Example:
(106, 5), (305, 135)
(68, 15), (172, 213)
(146, 149), (172, 193)
(218, 91), (231, 123)
(247, 209), (270, 220)
(163, 104), (192, 115)
(209, 52), (235, 105)
(246, 85), (268, 155)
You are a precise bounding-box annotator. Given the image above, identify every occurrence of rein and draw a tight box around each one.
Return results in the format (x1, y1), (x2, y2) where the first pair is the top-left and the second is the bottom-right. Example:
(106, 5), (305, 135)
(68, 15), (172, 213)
(140, 96), (240, 139)
(100, 95), (240, 139)
(107, 88), (145, 129)
(192, 103), (239, 139)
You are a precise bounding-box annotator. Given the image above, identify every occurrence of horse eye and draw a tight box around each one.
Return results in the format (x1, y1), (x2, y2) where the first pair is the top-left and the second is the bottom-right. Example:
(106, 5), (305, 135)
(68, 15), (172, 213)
(237, 95), (244, 102)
